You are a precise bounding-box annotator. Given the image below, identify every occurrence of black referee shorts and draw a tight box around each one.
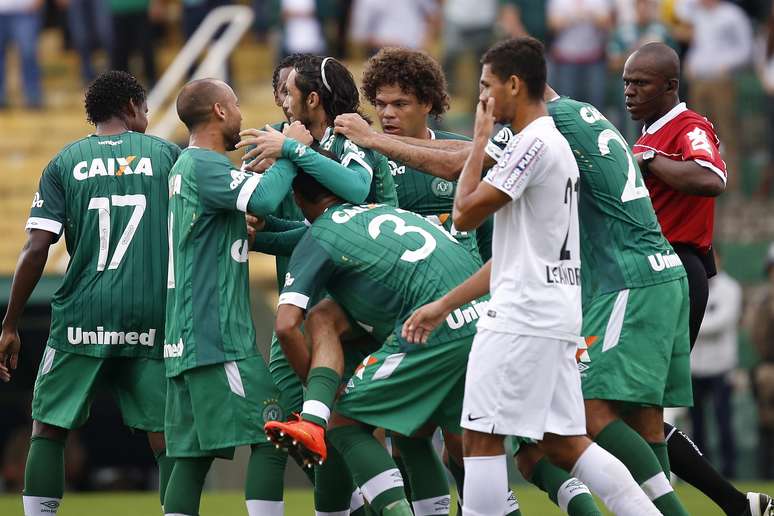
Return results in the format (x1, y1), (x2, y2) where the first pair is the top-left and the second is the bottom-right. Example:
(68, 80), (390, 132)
(673, 243), (717, 350)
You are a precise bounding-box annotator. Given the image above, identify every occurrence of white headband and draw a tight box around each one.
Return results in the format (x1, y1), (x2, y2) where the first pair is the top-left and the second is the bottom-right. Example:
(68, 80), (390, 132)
(321, 57), (333, 93)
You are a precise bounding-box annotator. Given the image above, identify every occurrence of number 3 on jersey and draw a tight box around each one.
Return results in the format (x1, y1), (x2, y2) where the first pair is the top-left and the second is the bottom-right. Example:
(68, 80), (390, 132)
(368, 213), (437, 262)
(87, 194), (146, 271)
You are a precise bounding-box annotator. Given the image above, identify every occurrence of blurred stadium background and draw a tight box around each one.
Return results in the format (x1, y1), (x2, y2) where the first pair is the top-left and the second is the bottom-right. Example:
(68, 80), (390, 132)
(1, 0), (774, 512)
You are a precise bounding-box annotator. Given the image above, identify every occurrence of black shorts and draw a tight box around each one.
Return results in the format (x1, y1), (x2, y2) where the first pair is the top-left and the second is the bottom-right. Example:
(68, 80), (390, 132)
(673, 243), (716, 349)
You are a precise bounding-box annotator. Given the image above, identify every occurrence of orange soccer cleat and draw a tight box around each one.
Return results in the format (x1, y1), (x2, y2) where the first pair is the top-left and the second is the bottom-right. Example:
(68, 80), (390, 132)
(264, 414), (328, 467)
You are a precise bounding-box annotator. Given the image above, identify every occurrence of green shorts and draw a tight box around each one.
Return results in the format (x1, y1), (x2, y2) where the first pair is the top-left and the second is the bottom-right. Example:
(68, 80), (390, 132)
(336, 336), (471, 436)
(165, 355), (281, 459)
(31, 346), (165, 432)
(580, 278), (692, 407)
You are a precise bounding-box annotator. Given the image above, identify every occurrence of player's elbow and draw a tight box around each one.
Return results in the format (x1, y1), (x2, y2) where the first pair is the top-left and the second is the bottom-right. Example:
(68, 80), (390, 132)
(452, 206), (478, 232)
(703, 175), (726, 197)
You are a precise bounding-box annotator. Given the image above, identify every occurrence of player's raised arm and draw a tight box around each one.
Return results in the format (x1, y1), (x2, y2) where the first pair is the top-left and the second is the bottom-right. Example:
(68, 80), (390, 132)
(334, 112), (470, 180)
(240, 127), (372, 204)
(402, 260), (492, 344)
(0, 230), (57, 381)
(453, 97), (511, 231)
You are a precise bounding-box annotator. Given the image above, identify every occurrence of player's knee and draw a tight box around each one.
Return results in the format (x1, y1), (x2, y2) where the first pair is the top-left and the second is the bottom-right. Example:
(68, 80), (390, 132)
(31, 420), (67, 442)
(515, 444), (543, 481)
(307, 299), (348, 336)
(462, 430), (504, 457)
(583, 399), (618, 438)
(542, 435), (591, 471)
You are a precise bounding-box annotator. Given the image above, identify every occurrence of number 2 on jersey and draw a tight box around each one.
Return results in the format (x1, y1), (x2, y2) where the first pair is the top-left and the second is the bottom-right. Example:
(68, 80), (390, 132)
(87, 194), (146, 271)
(597, 129), (649, 203)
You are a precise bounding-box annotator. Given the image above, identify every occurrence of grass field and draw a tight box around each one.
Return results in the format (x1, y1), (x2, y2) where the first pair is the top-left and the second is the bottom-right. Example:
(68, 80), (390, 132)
(2, 483), (773, 515)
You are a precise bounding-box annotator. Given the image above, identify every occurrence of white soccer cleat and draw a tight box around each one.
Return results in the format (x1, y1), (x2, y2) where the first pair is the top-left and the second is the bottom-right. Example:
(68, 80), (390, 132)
(746, 492), (774, 516)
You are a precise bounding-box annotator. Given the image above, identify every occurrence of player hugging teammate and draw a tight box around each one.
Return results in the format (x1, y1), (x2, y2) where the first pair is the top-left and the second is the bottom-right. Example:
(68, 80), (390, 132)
(2, 36), (773, 516)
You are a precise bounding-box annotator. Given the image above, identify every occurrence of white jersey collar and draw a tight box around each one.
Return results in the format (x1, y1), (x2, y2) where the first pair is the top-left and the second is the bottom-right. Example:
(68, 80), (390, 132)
(428, 128), (436, 140)
(643, 102), (687, 135)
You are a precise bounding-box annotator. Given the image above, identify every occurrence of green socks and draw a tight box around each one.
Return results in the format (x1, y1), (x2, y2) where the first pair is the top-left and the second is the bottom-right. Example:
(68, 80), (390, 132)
(595, 420), (688, 516)
(314, 445), (356, 513)
(23, 436), (65, 515)
(163, 456), (214, 515)
(393, 435), (449, 513)
(302, 367), (341, 427)
(24, 436), (65, 499)
(327, 425), (409, 514)
(245, 443), (285, 501)
(529, 457), (601, 515)
(154, 450), (175, 507)
(649, 441), (671, 476)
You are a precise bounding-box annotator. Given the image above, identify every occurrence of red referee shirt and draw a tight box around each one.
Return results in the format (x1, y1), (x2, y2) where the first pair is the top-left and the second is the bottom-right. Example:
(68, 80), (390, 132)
(633, 102), (727, 253)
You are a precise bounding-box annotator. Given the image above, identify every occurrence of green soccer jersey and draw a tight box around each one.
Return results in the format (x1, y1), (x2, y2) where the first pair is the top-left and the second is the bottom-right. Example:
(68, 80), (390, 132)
(318, 127), (398, 207)
(391, 129), (467, 216)
(165, 147), (296, 376)
(26, 131), (180, 359)
(486, 97), (685, 301)
(279, 204), (485, 347)
(389, 129), (483, 262)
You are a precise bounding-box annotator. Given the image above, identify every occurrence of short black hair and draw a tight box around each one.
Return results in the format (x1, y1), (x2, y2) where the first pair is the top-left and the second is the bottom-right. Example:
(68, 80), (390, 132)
(84, 70), (146, 126)
(293, 171), (333, 204)
(481, 37), (546, 101)
(272, 53), (311, 94)
(176, 78), (227, 131)
(293, 55), (370, 124)
(362, 48), (450, 118)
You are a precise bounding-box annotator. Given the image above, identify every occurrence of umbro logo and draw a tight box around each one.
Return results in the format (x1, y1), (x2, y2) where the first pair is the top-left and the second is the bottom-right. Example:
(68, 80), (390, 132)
(40, 500), (60, 512)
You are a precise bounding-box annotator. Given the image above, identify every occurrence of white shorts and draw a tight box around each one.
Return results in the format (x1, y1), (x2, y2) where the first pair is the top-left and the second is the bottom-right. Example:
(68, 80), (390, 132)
(461, 330), (587, 440)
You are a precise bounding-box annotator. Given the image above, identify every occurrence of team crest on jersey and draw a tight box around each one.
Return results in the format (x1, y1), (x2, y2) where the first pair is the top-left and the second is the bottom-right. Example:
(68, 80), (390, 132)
(261, 399), (284, 423)
(31, 192), (44, 208)
(431, 178), (455, 198)
(687, 127), (714, 156)
(72, 156), (153, 181)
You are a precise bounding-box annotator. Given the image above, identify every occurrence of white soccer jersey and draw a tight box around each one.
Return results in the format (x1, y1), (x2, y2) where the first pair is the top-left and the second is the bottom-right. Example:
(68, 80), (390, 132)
(477, 115), (582, 341)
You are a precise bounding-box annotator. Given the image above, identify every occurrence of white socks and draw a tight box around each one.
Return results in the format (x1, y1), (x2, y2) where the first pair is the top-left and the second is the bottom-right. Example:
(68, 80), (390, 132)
(556, 478), (591, 514)
(23, 496), (61, 516)
(246, 499), (284, 516)
(462, 455), (507, 516)
(413, 495), (452, 515)
(571, 443), (660, 516)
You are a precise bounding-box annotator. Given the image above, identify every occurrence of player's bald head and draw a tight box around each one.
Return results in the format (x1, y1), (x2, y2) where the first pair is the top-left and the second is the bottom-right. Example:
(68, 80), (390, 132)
(176, 78), (234, 130)
(626, 42), (680, 80)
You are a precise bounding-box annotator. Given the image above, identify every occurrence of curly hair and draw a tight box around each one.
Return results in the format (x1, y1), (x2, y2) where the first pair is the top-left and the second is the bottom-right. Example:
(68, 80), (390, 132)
(361, 48), (450, 118)
(84, 70), (146, 126)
